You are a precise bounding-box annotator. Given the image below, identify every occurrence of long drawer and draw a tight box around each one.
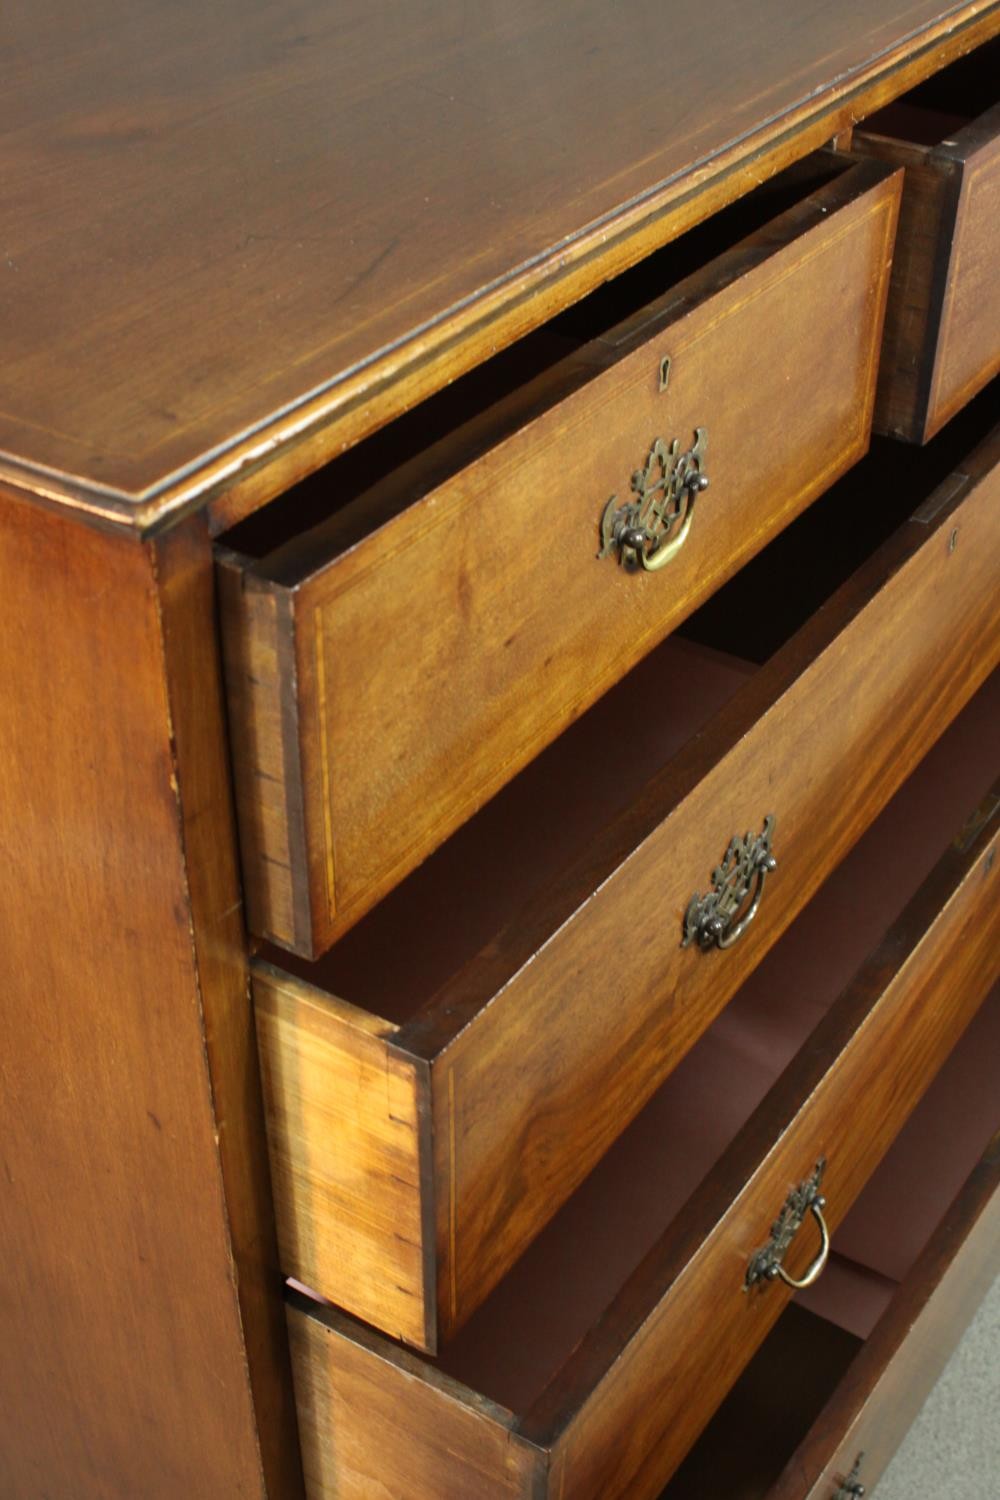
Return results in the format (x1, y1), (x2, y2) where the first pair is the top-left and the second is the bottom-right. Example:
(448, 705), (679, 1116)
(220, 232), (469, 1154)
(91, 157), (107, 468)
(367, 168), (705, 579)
(218, 154), (900, 958)
(854, 35), (1000, 443)
(663, 1019), (1000, 1499)
(254, 403), (1000, 1352)
(285, 697), (1000, 1500)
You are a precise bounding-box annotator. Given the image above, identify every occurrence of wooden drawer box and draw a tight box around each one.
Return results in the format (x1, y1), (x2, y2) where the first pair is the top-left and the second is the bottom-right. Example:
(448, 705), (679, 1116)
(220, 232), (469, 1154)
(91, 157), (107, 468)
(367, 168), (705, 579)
(255, 401), (1000, 1352)
(219, 155), (900, 959)
(285, 686), (1000, 1500)
(854, 36), (1000, 443)
(664, 1014), (1000, 1500)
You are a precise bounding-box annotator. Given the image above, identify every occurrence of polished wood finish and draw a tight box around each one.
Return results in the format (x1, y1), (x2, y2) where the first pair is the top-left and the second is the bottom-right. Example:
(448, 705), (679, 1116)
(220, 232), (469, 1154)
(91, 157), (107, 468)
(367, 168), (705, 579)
(260, 989), (432, 1349)
(152, 520), (305, 1499)
(662, 1002), (1000, 1500)
(220, 158), (899, 957)
(855, 42), (1000, 441)
(0, 492), (301, 1497)
(287, 1322), (541, 1500)
(766, 1143), (1000, 1500)
(285, 734), (1000, 1499)
(2, 3), (999, 536)
(5, 14), (999, 1496)
(255, 415), (1000, 1350)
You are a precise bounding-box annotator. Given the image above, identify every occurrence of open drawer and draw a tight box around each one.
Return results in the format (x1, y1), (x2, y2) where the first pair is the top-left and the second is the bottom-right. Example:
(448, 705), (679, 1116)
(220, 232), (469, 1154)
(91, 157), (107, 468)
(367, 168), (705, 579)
(254, 395), (1000, 1351)
(662, 1011), (1000, 1499)
(285, 684), (1000, 1499)
(217, 153), (900, 958)
(854, 35), (1000, 443)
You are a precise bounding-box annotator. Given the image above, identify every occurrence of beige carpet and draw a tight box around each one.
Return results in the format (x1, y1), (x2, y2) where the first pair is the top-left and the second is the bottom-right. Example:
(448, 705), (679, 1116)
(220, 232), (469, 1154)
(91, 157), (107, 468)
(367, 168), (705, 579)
(876, 1272), (1000, 1499)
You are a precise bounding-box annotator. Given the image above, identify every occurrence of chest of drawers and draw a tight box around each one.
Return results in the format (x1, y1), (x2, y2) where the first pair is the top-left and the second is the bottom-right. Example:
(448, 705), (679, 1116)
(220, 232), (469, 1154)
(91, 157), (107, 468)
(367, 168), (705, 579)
(1, 5), (997, 1498)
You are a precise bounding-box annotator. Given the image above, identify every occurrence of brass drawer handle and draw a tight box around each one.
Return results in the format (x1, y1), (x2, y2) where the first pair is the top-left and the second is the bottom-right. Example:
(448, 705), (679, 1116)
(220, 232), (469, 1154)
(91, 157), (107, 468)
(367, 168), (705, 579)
(599, 428), (708, 570)
(745, 1160), (830, 1291)
(682, 814), (776, 951)
(834, 1455), (866, 1499)
(773, 1195), (830, 1289)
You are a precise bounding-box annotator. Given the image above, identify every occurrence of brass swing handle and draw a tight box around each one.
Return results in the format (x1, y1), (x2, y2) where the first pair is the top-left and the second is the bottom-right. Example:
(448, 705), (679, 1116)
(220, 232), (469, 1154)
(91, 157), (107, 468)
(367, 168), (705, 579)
(599, 427), (709, 571)
(772, 1195), (830, 1289)
(745, 1160), (831, 1291)
(682, 815), (777, 952)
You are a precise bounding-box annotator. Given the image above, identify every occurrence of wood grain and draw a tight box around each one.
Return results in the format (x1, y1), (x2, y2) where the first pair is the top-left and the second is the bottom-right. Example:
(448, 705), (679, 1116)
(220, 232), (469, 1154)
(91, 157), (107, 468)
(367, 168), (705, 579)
(424, 419), (1000, 1337)
(0, 492), (300, 1497)
(926, 106), (1000, 433)
(254, 975), (432, 1350)
(1, 2), (998, 534)
(532, 796), (1000, 1500)
(853, 132), (954, 437)
(218, 565), (311, 952)
(288, 1310), (542, 1500)
(256, 419), (1000, 1352)
(221, 159), (900, 956)
(766, 1130), (1000, 1500)
(152, 519), (305, 1500)
(855, 49), (1000, 443)
(284, 763), (1000, 1499)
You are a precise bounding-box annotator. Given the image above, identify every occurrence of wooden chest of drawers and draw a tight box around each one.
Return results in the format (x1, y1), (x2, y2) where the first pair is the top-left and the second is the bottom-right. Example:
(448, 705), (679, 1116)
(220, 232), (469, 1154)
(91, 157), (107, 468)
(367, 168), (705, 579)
(0, 5), (997, 1499)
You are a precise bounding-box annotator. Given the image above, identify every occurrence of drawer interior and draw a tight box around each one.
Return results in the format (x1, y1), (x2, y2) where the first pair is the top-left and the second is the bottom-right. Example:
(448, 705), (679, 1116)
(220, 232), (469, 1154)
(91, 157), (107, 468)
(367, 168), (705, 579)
(258, 380), (999, 1029)
(221, 151), (847, 568)
(679, 376), (998, 664)
(857, 33), (998, 149)
(660, 978), (1000, 1500)
(293, 668), (999, 1414)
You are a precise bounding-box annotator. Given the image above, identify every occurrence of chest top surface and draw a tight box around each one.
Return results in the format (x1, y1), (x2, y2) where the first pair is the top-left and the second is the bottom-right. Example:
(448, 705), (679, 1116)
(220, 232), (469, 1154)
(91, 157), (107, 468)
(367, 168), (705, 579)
(1, 0), (996, 532)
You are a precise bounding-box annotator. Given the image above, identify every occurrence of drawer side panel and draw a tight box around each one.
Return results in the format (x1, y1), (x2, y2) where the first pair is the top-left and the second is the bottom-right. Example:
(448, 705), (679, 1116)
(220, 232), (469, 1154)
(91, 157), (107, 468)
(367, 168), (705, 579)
(254, 972), (431, 1349)
(926, 105), (1000, 435)
(853, 133), (953, 439)
(287, 1305), (542, 1500)
(217, 557), (312, 951)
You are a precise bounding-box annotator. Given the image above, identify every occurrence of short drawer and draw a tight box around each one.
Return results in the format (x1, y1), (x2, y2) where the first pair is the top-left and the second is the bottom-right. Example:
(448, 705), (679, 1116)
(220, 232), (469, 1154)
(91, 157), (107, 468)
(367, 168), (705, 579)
(255, 402), (1000, 1352)
(664, 1013), (1000, 1500)
(285, 712), (1000, 1500)
(854, 36), (1000, 443)
(218, 153), (900, 958)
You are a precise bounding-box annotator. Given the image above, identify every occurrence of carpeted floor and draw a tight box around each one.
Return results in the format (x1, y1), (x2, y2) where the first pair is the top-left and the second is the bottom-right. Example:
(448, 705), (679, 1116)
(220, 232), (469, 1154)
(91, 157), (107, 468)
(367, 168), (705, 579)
(876, 1272), (1000, 1498)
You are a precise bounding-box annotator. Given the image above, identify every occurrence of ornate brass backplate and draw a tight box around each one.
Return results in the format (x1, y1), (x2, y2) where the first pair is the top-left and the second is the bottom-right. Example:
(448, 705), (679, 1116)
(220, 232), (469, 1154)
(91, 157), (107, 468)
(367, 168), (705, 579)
(599, 427), (708, 571)
(745, 1160), (827, 1290)
(682, 814), (777, 951)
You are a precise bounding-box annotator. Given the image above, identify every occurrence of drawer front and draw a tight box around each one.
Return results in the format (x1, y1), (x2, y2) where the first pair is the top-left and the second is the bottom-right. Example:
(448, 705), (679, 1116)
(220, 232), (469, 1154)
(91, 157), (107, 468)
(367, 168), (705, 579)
(221, 159), (900, 958)
(765, 1134), (1000, 1500)
(856, 91), (1000, 443)
(539, 796), (1000, 1500)
(425, 426), (1000, 1338)
(285, 780), (1000, 1500)
(256, 423), (1000, 1352)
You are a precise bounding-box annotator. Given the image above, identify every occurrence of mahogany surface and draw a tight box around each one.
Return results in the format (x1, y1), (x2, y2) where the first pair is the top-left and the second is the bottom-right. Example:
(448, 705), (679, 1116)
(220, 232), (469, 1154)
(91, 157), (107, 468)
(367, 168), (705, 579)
(3, 8), (998, 1497)
(1, 1), (998, 532)
(219, 159), (899, 956)
(254, 413), (1000, 1352)
(854, 39), (1000, 441)
(286, 697), (1000, 1499)
(0, 493), (302, 1498)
